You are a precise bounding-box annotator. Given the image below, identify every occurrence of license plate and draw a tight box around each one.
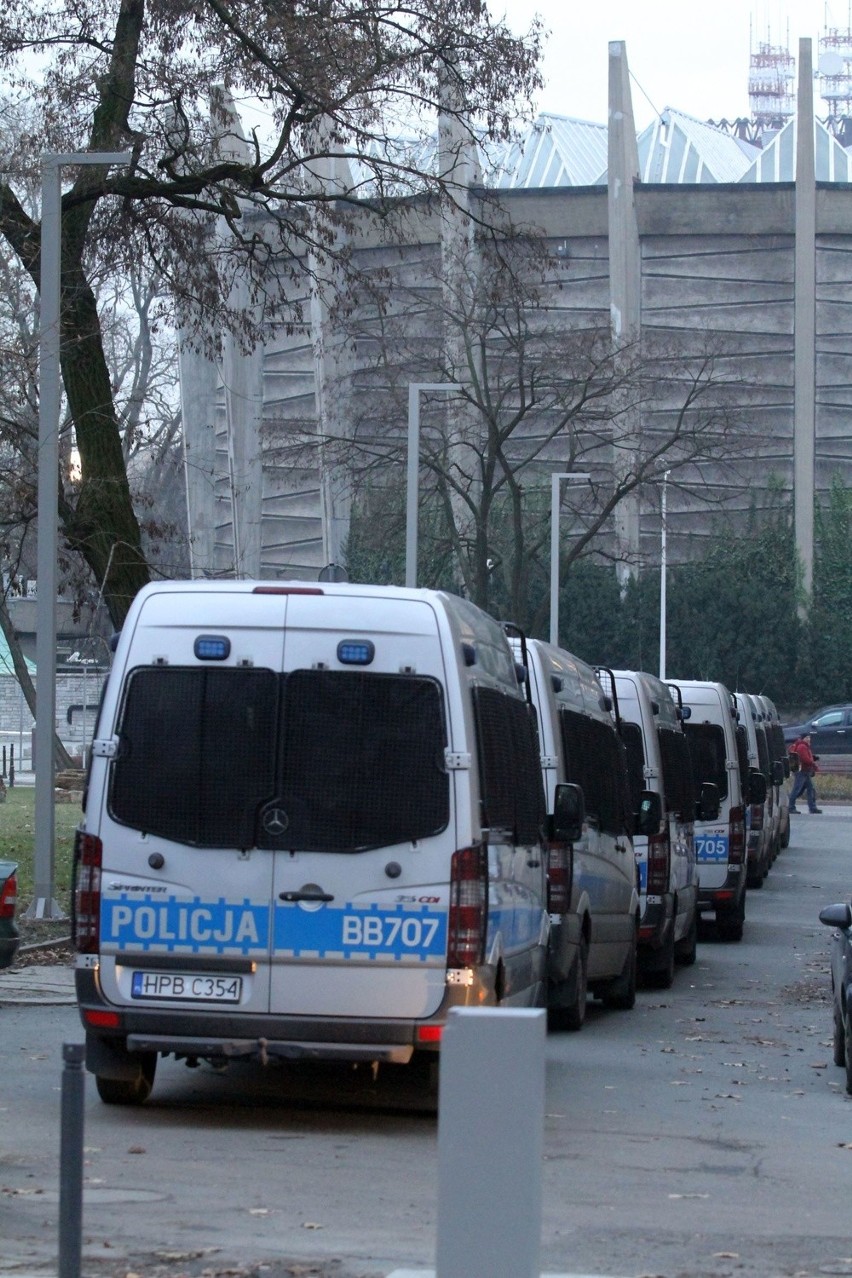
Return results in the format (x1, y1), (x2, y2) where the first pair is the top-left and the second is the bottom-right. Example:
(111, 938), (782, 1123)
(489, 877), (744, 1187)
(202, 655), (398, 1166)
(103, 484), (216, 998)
(130, 971), (243, 1003)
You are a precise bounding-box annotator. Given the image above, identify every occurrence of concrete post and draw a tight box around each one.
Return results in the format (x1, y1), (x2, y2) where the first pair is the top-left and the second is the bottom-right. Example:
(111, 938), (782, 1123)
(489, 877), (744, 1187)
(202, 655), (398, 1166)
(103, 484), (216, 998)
(58, 1043), (86, 1278)
(435, 1007), (546, 1278)
(608, 41), (643, 587)
(213, 89), (263, 580)
(179, 343), (219, 577)
(794, 38), (816, 602)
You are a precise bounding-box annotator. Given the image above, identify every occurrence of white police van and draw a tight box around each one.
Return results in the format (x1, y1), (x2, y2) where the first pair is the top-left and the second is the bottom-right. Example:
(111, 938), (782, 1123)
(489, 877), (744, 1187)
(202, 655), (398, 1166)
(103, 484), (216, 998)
(674, 680), (756, 942)
(608, 670), (699, 986)
(510, 637), (640, 1029)
(74, 582), (554, 1103)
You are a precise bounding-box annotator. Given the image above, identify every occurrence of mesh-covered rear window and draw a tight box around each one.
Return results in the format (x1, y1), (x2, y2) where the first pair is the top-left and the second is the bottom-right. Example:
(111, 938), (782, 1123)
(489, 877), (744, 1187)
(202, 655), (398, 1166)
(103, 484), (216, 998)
(265, 670), (449, 852)
(472, 687), (545, 844)
(684, 722), (729, 801)
(559, 710), (632, 836)
(755, 726), (770, 777)
(620, 721), (645, 815)
(111, 667), (279, 847)
(658, 727), (694, 819)
(110, 666), (449, 853)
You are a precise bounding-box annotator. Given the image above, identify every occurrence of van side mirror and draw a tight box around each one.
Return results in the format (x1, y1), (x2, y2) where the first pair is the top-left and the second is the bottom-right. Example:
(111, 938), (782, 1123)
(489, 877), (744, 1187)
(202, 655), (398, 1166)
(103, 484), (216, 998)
(819, 902), (852, 930)
(772, 760), (785, 787)
(696, 781), (720, 823)
(636, 789), (663, 837)
(748, 767), (767, 805)
(551, 782), (584, 843)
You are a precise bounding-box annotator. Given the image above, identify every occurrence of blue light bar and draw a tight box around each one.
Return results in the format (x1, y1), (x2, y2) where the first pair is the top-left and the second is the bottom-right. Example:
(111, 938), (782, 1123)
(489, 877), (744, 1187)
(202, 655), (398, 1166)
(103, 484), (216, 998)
(337, 639), (375, 665)
(194, 635), (231, 661)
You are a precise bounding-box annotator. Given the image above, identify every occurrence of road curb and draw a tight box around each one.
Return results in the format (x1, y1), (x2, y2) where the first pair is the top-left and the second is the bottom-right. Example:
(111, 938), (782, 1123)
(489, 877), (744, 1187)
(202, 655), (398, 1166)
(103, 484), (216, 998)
(0, 964), (75, 1005)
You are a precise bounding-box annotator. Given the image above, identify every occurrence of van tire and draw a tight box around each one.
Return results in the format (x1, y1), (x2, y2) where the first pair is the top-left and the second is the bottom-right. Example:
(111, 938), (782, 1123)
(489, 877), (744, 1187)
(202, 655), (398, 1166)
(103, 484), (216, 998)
(552, 936), (588, 1032)
(833, 1004), (846, 1068)
(716, 892), (745, 943)
(643, 928), (675, 990)
(95, 1053), (157, 1106)
(601, 921), (637, 1010)
(674, 910), (698, 967)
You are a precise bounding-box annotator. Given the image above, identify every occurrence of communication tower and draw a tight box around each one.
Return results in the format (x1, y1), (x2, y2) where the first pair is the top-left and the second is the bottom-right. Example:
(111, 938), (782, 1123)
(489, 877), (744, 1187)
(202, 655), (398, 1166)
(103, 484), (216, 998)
(748, 34), (796, 132)
(819, 19), (852, 120)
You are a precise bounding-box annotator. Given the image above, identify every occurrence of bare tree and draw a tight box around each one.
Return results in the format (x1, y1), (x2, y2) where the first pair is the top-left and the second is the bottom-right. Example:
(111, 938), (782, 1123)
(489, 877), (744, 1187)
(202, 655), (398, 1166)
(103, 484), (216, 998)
(319, 231), (757, 633)
(0, 1), (542, 624)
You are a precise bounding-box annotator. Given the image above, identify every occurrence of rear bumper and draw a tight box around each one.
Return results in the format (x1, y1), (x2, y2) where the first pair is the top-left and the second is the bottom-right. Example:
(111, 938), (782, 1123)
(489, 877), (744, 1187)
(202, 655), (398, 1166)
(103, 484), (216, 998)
(638, 895), (673, 951)
(697, 866), (745, 912)
(75, 964), (494, 1072)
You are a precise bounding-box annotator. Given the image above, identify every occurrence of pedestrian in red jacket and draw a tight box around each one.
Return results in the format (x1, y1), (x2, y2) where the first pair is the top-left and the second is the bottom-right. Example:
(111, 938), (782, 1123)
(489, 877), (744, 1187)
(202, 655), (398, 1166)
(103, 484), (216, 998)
(788, 733), (822, 813)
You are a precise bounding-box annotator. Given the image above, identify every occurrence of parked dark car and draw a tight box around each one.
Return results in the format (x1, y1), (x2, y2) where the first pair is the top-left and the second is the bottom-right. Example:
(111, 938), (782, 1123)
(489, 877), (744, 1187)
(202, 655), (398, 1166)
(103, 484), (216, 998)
(0, 860), (19, 969)
(819, 900), (852, 1094)
(783, 704), (852, 754)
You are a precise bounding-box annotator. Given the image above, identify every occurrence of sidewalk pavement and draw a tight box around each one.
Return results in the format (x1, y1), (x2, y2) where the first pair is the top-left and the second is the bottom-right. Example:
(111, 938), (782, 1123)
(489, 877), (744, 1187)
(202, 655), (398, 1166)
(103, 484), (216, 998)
(0, 962), (75, 1004)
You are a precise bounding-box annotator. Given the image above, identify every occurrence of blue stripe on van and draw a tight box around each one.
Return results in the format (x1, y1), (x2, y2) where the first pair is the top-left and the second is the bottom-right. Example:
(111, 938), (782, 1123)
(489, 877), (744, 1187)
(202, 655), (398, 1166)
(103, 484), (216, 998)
(100, 895), (270, 953)
(273, 902), (447, 961)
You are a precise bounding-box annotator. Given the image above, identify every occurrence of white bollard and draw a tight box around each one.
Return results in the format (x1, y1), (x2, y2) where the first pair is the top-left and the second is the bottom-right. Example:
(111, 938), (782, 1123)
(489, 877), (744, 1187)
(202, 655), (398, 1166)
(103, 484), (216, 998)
(435, 1006), (546, 1278)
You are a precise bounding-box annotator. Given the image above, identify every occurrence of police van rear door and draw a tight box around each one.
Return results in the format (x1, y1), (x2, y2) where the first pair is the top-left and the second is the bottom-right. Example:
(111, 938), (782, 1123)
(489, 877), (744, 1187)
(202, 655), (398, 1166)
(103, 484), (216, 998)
(266, 591), (454, 1021)
(94, 588), (290, 1018)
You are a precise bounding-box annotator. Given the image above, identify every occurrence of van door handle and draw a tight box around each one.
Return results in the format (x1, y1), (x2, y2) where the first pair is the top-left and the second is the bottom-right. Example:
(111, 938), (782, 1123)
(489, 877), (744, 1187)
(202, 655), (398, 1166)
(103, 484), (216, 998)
(527, 859), (541, 868)
(279, 890), (335, 903)
(615, 843), (628, 853)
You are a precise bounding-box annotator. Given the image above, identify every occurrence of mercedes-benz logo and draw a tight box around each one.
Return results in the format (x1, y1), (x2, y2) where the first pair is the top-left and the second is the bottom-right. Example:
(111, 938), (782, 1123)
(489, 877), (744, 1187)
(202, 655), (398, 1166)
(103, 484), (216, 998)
(262, 807), (290, 836)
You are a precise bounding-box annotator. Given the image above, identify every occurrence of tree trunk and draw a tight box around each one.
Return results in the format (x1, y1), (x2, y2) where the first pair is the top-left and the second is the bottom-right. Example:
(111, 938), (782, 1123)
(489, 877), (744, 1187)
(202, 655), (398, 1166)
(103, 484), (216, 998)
(60, 261), (150, 627)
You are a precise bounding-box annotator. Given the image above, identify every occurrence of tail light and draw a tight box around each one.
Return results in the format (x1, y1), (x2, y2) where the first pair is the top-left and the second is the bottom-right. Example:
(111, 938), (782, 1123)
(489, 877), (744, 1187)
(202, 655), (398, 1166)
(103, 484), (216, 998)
(646, 830), (670, 896)
(729, 805), (746, 865)
(447, 845), (488, 967)
(0, 871), (17, 919)
(73, 831), (103, 953)
(546, 843), (573, 914)
(750, 802), (764, 831)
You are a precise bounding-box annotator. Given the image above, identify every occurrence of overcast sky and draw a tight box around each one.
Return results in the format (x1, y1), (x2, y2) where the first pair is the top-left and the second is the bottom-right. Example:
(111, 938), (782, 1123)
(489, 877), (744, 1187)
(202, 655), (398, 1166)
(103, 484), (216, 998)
(493, 1), (852, 127)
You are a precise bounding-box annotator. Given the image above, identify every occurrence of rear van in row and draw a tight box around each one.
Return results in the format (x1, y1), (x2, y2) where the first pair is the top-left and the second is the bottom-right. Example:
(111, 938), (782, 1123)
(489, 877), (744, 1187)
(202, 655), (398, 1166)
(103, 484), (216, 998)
(608, 670), (699, 985)
(74, 582), (565, 1103)
(673, 680), (755, 942)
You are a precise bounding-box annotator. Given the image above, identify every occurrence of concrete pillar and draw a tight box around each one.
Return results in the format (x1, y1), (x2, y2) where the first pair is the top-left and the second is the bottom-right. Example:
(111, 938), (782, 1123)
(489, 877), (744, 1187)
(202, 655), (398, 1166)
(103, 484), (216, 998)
(794, 38), (816, 600)
(178, 342), (219, 577)
(304, 118), (355, 570)
(213, 88), (264, 579)
(437, 76), (482, 595)
(608, 40), (642, 585)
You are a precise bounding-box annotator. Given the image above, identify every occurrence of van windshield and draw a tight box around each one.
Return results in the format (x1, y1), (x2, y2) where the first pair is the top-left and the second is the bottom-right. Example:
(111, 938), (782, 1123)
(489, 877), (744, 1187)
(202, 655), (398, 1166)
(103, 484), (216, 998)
(684, 722), (729, 801)
(110, 666), (450, 852)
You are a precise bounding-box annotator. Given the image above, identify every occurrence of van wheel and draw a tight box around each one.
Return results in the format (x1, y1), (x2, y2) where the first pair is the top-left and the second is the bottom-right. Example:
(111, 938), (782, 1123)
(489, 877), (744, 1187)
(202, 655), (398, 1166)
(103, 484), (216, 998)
(833, 1004), (846, 1068)
(675, 910), (698, 967)
(551, 937), (588, 1032)
(716, 893), (745, 943)
(95, 1053), (157, 1106)
(601, 922), (637, 1010)
(643, 928), (675, 990)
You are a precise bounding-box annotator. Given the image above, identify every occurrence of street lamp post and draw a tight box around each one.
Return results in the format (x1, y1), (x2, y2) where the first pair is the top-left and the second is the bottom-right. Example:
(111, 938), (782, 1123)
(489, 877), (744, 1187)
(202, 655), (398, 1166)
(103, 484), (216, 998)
(405, 382), (463, 588)
(549, 471), (591, 647)
(28, 150), (131, 920)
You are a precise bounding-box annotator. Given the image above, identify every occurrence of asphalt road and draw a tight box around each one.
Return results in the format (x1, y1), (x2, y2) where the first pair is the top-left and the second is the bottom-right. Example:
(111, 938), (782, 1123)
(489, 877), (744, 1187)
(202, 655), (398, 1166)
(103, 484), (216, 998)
(2, 807), (852, 1278)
